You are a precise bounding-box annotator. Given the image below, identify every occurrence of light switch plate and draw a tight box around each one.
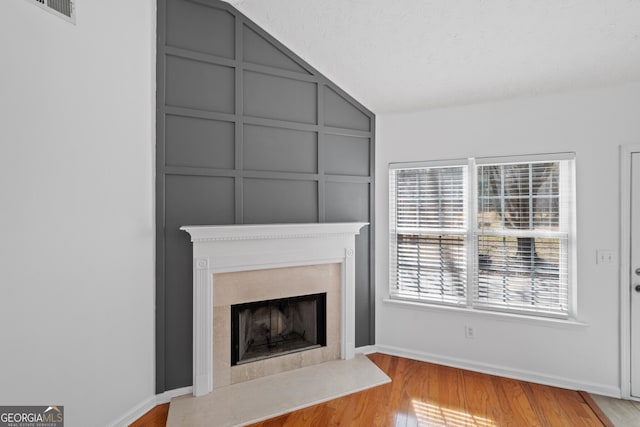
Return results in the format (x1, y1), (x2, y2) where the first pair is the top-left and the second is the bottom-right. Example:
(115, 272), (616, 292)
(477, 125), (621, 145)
(596, 250), (614, 265)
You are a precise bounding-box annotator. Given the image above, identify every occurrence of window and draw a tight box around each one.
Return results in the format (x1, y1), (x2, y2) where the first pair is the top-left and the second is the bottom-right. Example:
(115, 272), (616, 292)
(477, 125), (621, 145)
(389, 153), (575, 318)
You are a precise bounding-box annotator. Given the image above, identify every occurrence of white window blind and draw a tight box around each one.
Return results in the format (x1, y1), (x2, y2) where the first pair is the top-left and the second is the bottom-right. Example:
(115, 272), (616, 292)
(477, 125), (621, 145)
(475, 158), (573, 316)
(389, 163), (468, 305)
(389, 154), (575, 318)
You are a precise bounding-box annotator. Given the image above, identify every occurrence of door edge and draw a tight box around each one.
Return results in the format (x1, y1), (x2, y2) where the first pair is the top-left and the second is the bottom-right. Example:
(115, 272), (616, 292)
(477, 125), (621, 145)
(620, 144), (640, 399)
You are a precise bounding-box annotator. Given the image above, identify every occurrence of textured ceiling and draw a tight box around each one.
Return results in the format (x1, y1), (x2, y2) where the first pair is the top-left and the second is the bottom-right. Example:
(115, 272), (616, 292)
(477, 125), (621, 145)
(226, 0), (640, 113)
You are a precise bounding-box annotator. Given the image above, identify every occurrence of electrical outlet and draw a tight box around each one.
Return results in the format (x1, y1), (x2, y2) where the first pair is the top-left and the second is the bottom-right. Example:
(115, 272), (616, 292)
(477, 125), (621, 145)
(465, 325), (475, 339)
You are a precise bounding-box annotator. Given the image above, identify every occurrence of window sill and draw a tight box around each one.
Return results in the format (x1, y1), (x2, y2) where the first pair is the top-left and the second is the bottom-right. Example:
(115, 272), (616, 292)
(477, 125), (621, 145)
(382, 298), (588, 329)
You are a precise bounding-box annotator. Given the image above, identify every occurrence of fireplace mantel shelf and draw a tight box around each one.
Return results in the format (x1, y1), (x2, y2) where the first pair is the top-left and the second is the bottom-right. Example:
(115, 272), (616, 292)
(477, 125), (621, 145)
(180, 222), (369, 242)
(181, 222), (368, 397)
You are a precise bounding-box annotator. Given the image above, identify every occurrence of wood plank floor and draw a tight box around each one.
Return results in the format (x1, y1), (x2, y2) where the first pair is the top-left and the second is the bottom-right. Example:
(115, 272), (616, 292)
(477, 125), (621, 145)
(135, 353), (610, 426)
(248, 353), (608, 427)
(129, 403), (169, 427)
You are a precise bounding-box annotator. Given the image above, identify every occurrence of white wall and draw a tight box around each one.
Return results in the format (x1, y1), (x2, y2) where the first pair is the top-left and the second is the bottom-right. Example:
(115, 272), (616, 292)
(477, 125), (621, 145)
(0, 1), (156, 425)
(376, 82), (640, 396)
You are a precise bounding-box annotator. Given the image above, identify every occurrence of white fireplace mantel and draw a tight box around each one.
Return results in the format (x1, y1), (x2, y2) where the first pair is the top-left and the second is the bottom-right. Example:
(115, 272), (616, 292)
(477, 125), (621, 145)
(181, 222), (368, 397)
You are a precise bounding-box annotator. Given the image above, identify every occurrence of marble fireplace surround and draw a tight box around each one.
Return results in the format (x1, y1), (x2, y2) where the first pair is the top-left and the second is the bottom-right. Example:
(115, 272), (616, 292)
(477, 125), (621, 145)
(213, 263), (341, 390)
(180, 222), (368, 397)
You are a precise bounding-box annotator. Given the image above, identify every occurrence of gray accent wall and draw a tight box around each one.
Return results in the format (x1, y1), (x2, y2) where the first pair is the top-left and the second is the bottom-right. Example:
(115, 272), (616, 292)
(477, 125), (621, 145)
(157, 0), (375, 393)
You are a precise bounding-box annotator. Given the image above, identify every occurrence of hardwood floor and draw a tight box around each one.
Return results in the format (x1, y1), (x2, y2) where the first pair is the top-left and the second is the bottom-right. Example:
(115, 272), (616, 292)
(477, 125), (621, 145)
(135, 353), (611, 426)
(248, 353), (609, 427)
(129, 403), (169, 427)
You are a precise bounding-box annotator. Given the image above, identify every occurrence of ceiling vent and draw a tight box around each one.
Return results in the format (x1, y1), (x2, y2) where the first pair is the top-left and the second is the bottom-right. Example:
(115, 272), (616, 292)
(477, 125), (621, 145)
(26, 0), (75, 23)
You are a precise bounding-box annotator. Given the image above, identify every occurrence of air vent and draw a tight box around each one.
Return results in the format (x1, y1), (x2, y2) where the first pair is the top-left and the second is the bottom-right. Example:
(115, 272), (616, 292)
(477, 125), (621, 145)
(25, 0), (75, 23)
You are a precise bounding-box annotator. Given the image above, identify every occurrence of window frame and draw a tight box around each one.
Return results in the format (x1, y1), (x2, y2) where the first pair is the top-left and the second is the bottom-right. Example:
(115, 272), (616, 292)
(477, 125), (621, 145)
(389, 153), (576, 320)
(389, 158), (470, 308)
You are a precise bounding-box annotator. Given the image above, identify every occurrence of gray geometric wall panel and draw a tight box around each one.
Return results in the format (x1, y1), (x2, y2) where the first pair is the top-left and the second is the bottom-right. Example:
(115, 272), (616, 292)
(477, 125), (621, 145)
(157, 0), (375, 392)
(325, 182), (371, 346)
(324, 86), (371, 131)
(324, 134), (371, 176)
(243, 125), (318, 173)
(165, 57), (235, 113)
(163, 175), (235, 388)
(243, 178), (318, 224)
(166, 0), (235, 58)
(165, 115), (235, 169)
(243, 71), (317, 124)
(243, 25), (308, 74)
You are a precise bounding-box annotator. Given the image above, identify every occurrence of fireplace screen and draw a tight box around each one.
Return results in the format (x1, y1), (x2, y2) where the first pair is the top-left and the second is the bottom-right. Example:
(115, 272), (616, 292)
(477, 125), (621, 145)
(231, 293), (327, 365)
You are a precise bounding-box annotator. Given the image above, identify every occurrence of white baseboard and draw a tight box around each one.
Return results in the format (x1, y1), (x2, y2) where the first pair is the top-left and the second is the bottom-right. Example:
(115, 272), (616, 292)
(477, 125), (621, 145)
(375, 344), (621, 398)
(108, 386), (192, 427)
(354, 345), (378, 355)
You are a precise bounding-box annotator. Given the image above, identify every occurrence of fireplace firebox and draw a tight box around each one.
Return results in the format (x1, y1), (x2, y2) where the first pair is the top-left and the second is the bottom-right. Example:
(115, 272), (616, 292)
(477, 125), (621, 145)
(231, 293), (327, 366)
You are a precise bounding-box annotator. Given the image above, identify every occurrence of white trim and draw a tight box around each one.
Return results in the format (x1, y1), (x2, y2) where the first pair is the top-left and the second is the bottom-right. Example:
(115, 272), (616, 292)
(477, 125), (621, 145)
(153, 386), (193, 404)
(566, 158), (578, 319)
(472, 228), (568, 239)
(354, 345), (378, 355)
(181, 222), (366, 242)
(375, 345), (621, 398)
(475, 151), (576, 165)
(620, 144), (640, 399)
(467, 158), (477, 309)
(383, 298), (585, 327)
(389, 153), (576, 170)
(107, 387), (192, 427)
(389, 158), (468, 170)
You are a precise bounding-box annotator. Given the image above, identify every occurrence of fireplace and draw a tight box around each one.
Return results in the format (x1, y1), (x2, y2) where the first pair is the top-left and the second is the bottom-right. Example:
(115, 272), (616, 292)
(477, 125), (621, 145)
(181, 222), (367, 396)
(231, 293), (327, 366)
(212, 264), (340, 388)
